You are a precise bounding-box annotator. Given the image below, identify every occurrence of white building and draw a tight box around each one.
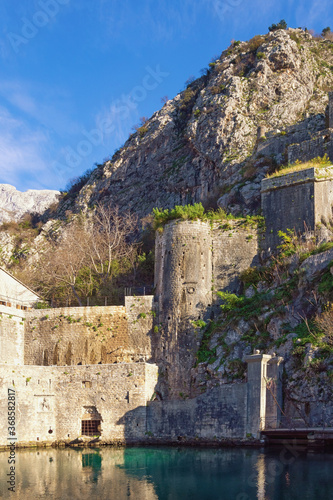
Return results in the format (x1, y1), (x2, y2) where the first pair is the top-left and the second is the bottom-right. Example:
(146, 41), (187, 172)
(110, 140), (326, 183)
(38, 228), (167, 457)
(0, 267), (40, 310)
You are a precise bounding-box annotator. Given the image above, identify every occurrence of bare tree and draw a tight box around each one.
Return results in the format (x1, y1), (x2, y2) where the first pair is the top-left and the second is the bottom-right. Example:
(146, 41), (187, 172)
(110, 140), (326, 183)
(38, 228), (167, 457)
(315, 306), (333, 345)
(36, 219), (89, 306)
(86, 203), (138, 286)
(31, 205), (138, 306)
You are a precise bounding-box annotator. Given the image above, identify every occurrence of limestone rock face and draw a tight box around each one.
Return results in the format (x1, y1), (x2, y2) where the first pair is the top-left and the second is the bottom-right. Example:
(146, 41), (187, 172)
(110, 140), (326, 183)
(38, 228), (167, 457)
(55, 28), (333, 220)
(0, 184), (59, 223)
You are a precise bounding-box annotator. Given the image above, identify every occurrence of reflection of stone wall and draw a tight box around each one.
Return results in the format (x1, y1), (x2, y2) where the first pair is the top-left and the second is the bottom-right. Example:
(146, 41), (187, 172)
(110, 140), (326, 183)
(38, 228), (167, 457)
(24, 302), (153, 366)
(0, 448), (159, 500)
(0, 362), (158, 446)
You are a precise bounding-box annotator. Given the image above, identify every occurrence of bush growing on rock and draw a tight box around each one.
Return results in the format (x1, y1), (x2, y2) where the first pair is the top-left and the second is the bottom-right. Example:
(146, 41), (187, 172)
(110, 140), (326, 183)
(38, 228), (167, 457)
(268, 20), (287, 32)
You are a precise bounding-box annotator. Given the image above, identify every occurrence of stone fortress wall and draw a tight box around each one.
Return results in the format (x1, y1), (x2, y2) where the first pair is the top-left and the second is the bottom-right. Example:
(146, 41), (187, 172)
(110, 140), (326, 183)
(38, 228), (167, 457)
(0, 216), (280, 446)
(24, 297), (154, 367)
(0, 296), (159, 446)
(153, 219), (259, 399)
(287, 92), (333, 165)
(261, 166), (333, 253)
(0, 362), (158, 445)
(2, 93), (333, 447)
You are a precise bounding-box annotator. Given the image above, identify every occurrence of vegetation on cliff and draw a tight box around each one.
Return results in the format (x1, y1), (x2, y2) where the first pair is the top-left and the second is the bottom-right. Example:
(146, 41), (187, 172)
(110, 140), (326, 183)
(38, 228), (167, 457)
(152, 202), (264, 231)
(266, 154), (332, 179)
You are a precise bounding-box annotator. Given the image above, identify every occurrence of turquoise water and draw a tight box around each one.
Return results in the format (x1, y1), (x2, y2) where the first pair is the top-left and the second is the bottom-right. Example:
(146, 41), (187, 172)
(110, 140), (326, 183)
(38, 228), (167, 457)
(0, 446), (333, 500)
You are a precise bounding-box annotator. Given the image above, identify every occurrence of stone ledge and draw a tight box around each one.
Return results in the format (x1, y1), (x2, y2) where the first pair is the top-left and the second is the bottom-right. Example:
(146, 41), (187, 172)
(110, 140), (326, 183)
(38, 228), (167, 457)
(261, 166), (333, 192)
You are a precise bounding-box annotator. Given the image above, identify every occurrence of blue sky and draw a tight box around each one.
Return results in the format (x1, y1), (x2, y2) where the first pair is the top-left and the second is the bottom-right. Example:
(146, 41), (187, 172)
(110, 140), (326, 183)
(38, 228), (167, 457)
(0, 0), (331, 192)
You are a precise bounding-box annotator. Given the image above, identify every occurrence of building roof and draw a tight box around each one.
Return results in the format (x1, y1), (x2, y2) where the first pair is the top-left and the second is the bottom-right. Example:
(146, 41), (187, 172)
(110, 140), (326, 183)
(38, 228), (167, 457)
(0, 267), (41, 299)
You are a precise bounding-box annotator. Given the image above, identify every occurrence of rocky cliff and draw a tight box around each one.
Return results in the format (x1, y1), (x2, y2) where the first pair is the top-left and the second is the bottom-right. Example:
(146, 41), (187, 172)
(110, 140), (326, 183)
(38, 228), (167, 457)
(0, 184), (59, 223)
(54, 28), (333, 221)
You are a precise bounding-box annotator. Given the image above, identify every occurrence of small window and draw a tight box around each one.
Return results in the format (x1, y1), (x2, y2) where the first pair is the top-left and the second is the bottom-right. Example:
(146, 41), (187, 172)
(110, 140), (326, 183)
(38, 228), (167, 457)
(81, 420), (101, 436)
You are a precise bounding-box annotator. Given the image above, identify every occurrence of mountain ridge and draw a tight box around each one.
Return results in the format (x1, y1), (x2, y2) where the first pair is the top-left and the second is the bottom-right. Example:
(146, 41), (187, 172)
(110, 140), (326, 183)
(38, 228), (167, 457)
(0, 183), (59, 224)
(49, 28), (333, 223)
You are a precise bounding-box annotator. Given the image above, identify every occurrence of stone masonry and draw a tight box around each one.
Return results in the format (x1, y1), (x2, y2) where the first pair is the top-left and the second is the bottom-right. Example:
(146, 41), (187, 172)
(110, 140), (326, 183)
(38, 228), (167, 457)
(24, 297), (154, 366)
(0, 362), (158, 445)
(261, 166), (333, 253)
(0, 297), (158, 447)
(7, 160), (333, 445)
(154, 219), (259, 398)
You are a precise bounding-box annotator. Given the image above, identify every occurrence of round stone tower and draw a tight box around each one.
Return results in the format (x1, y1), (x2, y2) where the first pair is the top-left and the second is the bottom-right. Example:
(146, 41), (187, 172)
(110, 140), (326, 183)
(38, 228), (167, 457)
(154, 219), (212, 398)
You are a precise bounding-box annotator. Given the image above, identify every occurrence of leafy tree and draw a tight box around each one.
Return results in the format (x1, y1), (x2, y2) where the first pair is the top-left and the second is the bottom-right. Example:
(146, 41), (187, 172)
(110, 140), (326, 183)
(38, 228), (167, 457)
(268, 20), (287, 32)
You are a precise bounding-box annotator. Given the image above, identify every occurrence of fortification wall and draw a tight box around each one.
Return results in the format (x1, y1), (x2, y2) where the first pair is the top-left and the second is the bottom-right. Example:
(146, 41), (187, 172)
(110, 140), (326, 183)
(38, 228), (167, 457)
(147, 384), (247, 440)
(288, 130), (333, 165)
(24, 300), (154, 366)
(212, 222), (259, 294)
(0, 362), (158, 446)
(286, 93), (333, 164)
(261, 167), (333, 253)
(153, 219), (262, 397)
(0, 306), (25, 365)
(146, 353), (282, 441)
(314, 176), (333, 225)
(329, 92), (333, 129)
(125, 295), (154, 360)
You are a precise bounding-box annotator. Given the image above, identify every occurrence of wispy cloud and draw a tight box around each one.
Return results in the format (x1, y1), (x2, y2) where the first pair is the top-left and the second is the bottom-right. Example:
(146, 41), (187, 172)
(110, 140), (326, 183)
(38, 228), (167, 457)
(0, 80), (81, 137)
(97, 0), (209, 44)
(295, 0), (332, 30)
(0, 106), (54, 189)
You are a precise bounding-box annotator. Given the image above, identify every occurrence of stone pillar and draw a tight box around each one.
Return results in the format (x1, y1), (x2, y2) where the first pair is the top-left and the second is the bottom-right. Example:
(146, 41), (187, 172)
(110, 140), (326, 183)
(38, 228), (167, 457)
(245, 352), (272, 438)
(329, 91), (333, 129)
(265, 354), (284, 429)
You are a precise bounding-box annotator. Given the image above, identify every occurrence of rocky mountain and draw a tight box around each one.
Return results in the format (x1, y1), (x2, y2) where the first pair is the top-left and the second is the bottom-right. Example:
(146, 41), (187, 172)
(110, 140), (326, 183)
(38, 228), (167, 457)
(54, 28), (333, 221)
(1, 27), (333, 425)
(0, 184), (60, 223)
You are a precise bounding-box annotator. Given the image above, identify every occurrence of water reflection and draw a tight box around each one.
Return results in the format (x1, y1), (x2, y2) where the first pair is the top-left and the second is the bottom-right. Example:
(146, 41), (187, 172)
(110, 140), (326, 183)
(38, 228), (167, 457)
(256, 454), (266, 500)
(81, 450), (102, 484)
(0, 446), (332, 499)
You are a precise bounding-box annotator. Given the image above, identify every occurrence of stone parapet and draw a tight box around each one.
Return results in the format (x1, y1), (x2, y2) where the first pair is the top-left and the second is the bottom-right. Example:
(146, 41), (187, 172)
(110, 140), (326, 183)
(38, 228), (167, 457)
(261, 166), (333, 254)
(261, 166), (333, 192)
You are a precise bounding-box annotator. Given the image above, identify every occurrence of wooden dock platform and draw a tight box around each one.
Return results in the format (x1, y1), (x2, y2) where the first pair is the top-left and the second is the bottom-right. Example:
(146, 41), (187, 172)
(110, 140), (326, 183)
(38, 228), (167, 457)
(261, 428), (333, 447)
